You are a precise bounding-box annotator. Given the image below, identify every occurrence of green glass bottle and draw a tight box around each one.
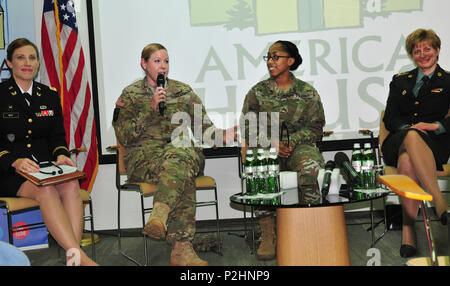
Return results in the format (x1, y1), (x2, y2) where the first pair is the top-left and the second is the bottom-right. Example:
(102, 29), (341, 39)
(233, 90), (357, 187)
(267, 147), (280, 193)
(362, 143), (376, 189)
(244, 149), (256, 195)
(351, 143), (363, 189)
(256, 148), (268, 194)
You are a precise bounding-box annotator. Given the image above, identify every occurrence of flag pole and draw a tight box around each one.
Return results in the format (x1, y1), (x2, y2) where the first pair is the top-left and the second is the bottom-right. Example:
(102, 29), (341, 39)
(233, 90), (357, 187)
(53, 0), (64, 109)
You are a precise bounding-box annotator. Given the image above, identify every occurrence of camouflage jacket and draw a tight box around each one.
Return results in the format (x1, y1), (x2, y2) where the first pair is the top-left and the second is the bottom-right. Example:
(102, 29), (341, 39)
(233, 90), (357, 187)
(112, 77), (221, 149)
(241, 73), (325, 147)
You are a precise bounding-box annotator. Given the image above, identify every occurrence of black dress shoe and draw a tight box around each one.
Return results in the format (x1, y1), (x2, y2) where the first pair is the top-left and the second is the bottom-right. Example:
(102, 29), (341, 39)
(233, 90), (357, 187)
(400, 244), (417, 258)
(439, 212), (448, 226)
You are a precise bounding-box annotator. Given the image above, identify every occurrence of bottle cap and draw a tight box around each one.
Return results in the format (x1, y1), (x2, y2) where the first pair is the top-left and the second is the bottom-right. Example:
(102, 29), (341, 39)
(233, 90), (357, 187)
(364, 143), (371, 148)
(354, 143), (361, 148)
(246, 149), (253, 154)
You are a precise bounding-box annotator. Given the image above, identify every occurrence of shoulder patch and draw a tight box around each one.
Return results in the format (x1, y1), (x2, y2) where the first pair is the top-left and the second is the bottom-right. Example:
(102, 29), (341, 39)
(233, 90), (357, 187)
(115, 97), (125, 107)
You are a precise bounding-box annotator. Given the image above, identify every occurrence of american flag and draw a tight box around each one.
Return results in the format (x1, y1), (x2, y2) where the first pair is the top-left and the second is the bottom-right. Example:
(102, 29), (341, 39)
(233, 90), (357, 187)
(40, 0), (98, 192)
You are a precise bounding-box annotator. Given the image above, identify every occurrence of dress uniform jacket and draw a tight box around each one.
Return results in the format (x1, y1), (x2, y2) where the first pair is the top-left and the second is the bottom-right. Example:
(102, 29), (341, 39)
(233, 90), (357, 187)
(382, 65), (450, 170)
(0, 78), (70, 196)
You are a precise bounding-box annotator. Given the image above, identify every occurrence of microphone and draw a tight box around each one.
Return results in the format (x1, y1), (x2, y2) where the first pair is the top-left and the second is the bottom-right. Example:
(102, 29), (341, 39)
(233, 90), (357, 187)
(157, 73), (165, 116)
(321, 160), (335, 197)
(334, 152), (361, 185)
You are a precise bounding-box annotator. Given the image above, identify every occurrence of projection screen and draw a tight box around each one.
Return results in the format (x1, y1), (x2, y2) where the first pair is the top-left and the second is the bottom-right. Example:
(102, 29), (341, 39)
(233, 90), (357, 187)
(88, 0), (450, 158)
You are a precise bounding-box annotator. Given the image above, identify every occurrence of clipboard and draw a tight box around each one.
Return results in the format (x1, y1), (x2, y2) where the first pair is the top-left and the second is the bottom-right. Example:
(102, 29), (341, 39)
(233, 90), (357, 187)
(17, 164), (86, 186)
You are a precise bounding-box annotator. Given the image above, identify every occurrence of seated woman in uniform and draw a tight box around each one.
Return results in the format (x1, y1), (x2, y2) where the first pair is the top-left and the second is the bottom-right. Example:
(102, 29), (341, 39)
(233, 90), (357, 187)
(112, 43), (236, 266)
(0, 38), (97, 266)
(382, 29), (450, 258)
(240, 40), (325, 260)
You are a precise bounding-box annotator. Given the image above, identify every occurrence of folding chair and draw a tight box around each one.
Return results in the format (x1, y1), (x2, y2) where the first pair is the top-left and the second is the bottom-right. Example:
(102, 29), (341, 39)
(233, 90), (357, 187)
(0, 198), (44, 246)
(379, 174), (449, 266)
(108, 142), (221, 266)
(1, 190), (94, 258)
(79, 189), (96, 260)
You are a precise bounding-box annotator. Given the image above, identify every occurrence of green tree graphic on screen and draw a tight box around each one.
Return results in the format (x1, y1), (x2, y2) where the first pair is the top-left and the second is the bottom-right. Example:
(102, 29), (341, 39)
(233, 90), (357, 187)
(224, 0), (255, 31)
(189, 0), (423, 35)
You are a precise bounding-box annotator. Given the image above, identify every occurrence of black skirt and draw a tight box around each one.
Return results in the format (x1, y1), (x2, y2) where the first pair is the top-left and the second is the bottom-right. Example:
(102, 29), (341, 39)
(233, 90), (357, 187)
(0, 171), (27, 197)
(382, 128), (449, 171)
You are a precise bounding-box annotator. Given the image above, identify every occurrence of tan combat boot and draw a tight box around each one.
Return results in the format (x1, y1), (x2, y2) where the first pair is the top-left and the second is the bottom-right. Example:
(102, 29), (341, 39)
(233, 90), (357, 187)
(169, 241), (209, 266)
(142, 202), (170, 239)
(256, 216), (276, 260)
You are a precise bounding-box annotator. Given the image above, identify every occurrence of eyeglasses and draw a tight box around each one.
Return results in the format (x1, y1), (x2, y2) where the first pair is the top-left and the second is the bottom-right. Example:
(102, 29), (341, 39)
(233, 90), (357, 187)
(263, 55), (291, 62)
(39, 161), (63, 176)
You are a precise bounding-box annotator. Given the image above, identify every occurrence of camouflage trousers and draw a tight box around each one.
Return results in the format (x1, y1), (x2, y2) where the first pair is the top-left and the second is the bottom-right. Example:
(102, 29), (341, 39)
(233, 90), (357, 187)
(254, 143), (324, 218)
(124, 142), (205, 244)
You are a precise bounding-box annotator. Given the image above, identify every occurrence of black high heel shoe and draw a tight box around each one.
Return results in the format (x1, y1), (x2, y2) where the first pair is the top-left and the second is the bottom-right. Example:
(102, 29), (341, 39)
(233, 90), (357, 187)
(400, 244), (417, 258)
(439, 211), (448, 226)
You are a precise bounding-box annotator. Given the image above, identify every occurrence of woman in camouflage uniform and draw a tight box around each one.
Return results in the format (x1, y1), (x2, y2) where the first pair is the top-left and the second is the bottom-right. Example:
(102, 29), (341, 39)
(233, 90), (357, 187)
(241, 40), (325, 260)
(113, 43), (234, 266)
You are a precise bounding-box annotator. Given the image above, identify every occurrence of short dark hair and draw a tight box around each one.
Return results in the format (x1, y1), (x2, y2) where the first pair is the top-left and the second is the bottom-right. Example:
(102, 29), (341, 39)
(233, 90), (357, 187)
(7, 38), (40, 62)
(274, 40), (303, 70)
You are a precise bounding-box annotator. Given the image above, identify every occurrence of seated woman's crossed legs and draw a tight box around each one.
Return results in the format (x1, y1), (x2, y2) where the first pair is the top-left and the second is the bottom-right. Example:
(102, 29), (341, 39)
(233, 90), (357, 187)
(396, 130), (449, 256)
(17, 180), (97, 266)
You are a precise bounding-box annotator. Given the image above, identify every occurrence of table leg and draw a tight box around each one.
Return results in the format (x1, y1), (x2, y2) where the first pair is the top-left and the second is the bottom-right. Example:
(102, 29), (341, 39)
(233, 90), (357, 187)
(447, 210), (450, 259)
(370, 200), (374, 247)
(276, 205), (350, 266)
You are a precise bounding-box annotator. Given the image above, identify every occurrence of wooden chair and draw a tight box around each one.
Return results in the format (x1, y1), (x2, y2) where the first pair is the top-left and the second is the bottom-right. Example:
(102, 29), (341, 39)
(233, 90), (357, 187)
(108, 141), (221, 266)
(0, 197), (44, 246)
(0, 189), (96, 260)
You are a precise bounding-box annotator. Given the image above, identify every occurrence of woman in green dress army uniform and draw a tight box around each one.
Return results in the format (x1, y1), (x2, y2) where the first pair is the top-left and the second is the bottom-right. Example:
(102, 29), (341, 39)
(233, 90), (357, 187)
(382, 29), (450, 258)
